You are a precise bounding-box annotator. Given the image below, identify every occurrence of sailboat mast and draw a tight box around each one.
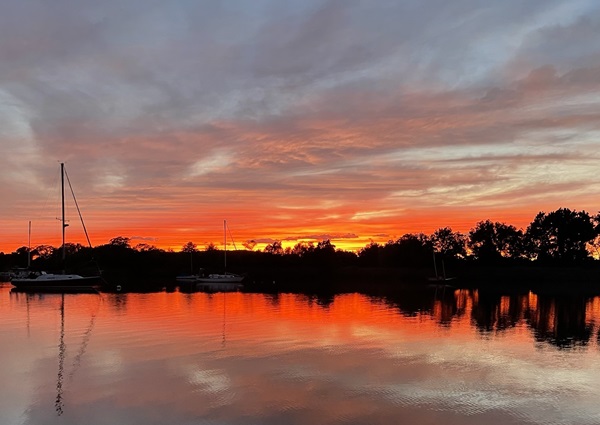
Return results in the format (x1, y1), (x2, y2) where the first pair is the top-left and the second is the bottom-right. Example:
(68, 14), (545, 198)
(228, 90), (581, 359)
(61, 163), (66, 273)
(224, 219), (227, 272)
(27, 221), (31, 268)
(442, 259), (447, 280)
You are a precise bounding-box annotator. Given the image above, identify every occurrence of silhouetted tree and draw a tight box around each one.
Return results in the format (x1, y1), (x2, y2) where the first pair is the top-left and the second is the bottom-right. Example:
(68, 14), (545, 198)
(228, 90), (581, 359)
(468, 220), (524, 262)
(386, 233), (432, 267)
(11, 246), (31, 268)
(109, 236), (131, 248)
(525, 208), (597, 263)
(63, 243), (84, 256)
(264, 241), (284, 255)
(316, 239), (335, 252)
(32, 244), (54, 260)
(15, 246), (30, 257)
(289, 241), (313, 257)
(357, 242), (382, 267)
(181, 241), (197, 252)
(134, 243), (160, 252)
(430, 227), (466, 259)
(310, 239), (336, 267)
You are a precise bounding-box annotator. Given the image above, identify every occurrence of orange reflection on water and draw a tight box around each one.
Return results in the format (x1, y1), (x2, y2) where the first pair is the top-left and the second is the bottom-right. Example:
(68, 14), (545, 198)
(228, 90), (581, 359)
(4, 285), (600, 425)
(6, 287), (600, 351)
(586, 296), (600, 326)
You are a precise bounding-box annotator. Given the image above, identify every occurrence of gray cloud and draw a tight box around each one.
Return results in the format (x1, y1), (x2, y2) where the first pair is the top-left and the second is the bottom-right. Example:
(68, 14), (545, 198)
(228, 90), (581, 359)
(1, 0), (600, 250)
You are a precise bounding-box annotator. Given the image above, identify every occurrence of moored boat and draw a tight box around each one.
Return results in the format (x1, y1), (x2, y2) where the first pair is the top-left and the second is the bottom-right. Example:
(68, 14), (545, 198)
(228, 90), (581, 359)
(176, 220), (245, 290)
(10, 163), (101, 292)
(428, 251), (456, 283)
(11, 271), (102, 291)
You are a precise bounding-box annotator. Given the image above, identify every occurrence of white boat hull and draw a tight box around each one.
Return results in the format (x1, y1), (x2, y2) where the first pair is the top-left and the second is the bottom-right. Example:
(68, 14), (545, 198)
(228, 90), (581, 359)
(11, 273), (101, 291)
(177, 273), (244, 292)
(177, 220), (245, 291)
(177, 274), (244, 284)
(175, 275), (199, 282)
(196, 273), (244, 283)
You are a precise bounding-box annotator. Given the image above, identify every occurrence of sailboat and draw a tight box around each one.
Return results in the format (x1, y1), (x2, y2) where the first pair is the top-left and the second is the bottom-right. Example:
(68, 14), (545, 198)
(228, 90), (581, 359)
(177, 220), (244, 290)
(11, 163), (101, 291)
(427, 251), (456, 283)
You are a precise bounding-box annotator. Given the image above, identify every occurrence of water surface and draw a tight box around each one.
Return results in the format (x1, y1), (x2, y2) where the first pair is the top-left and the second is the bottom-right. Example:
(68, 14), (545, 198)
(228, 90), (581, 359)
(1, 283), (600, 424)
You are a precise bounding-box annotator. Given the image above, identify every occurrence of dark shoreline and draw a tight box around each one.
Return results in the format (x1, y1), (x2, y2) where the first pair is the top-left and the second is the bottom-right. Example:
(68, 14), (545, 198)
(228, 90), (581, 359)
(95, 264), (600, 295)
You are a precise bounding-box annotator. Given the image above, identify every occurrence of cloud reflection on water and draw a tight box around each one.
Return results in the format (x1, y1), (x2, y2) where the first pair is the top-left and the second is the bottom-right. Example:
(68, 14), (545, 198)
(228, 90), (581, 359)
(1, 287), (600, 424)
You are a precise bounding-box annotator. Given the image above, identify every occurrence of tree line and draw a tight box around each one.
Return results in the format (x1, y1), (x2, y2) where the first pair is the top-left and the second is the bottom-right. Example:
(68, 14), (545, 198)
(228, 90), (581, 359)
(1, 208), (599, 279)
(264, 207), (600, 266)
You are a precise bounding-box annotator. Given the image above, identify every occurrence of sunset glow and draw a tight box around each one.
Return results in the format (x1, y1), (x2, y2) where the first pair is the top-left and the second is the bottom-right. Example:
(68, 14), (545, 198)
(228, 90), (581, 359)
(1, 1), (599, 253)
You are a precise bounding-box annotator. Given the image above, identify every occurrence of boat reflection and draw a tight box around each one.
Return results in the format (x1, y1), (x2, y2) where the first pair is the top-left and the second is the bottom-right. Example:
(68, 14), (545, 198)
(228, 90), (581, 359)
(178, 281), (243, 293)
(9, 290), (101, 417)
(4, 284), (600, 425)
(182, 282), (600, 349)
(16, 282), (600, 350)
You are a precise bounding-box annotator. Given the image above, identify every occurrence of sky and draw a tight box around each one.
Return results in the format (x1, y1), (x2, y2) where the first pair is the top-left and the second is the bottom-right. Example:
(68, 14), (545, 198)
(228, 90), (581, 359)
(1, 0), (600, 253)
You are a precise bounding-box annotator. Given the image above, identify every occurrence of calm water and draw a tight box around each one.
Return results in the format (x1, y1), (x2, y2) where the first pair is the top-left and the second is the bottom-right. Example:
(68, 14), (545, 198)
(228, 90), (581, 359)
(2, 282), (600, 425)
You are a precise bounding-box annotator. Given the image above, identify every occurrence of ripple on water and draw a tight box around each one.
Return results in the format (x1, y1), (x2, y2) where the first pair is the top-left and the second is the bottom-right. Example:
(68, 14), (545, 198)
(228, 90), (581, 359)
(3, 288), (600, 425)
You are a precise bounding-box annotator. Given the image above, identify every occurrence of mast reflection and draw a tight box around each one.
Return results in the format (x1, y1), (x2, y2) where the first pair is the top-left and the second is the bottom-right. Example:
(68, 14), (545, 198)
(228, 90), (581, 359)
(55, 294), (65, 416)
